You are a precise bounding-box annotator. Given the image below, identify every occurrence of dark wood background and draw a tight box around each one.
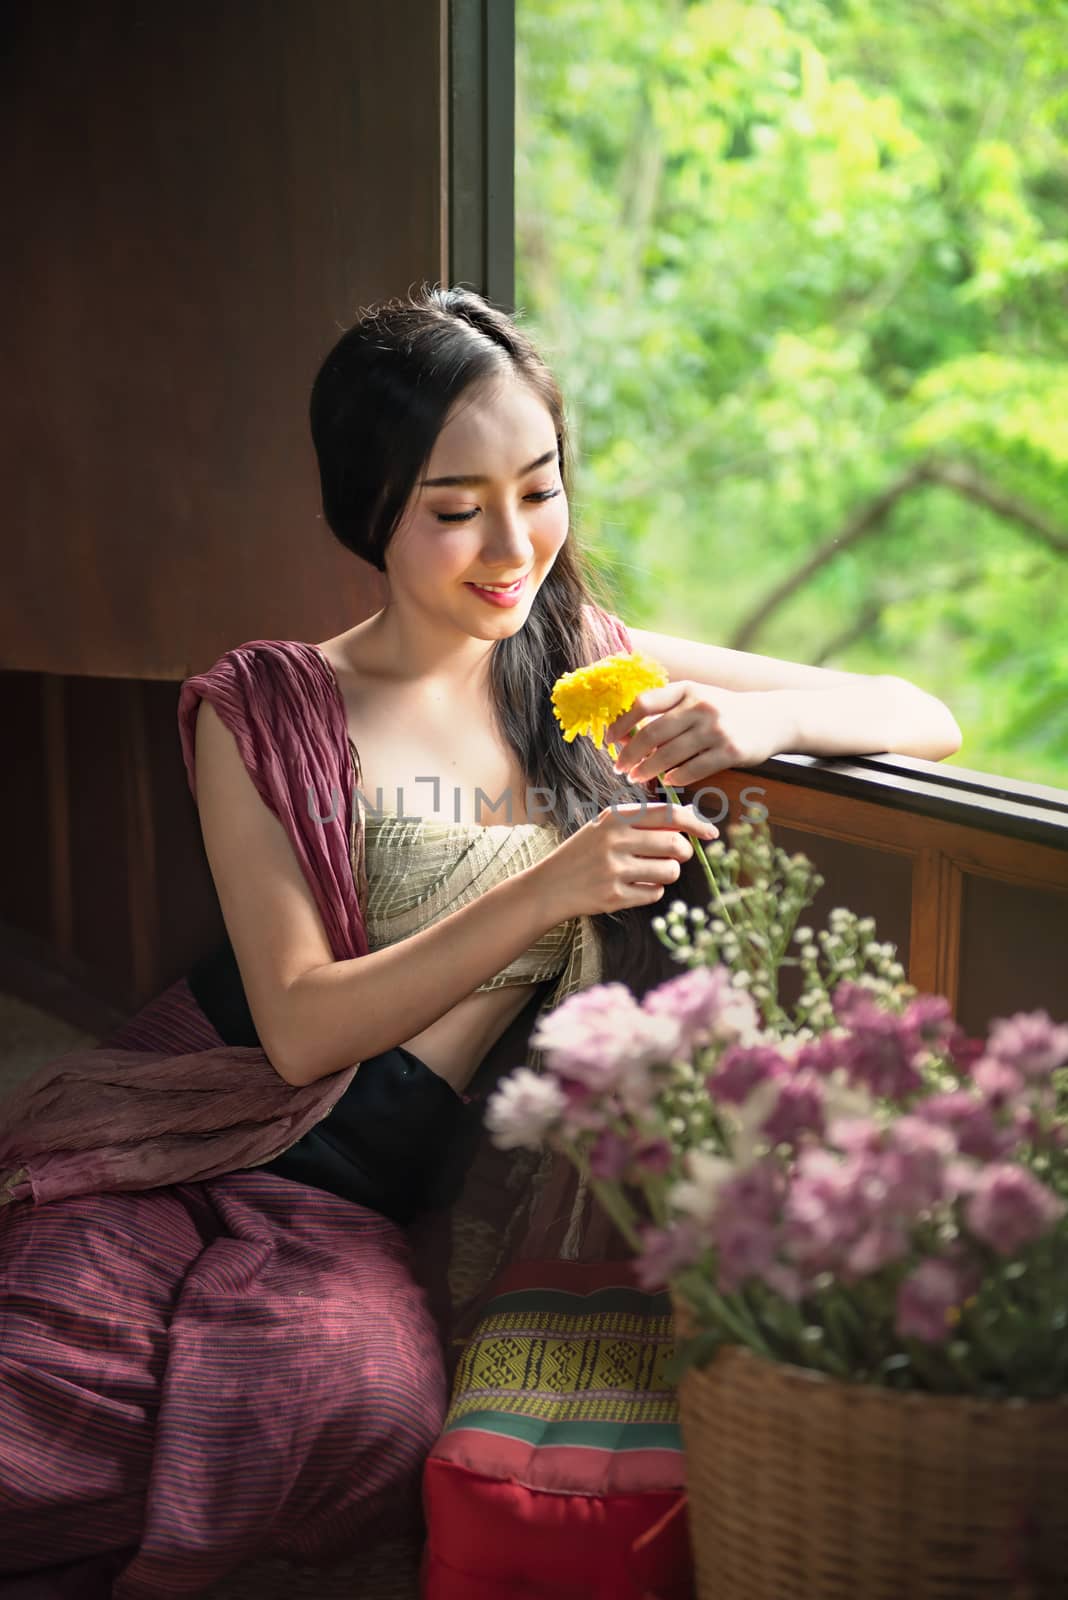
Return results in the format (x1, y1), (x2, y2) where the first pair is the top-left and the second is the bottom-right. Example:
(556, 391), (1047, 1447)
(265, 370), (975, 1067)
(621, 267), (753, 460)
(0, 0), (443, 1018)
(0, 1), (437, 679)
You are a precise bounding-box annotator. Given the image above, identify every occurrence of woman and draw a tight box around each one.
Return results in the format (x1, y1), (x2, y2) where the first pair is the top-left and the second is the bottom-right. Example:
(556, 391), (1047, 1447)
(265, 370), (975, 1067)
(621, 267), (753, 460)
(0, 285), (961, 1597)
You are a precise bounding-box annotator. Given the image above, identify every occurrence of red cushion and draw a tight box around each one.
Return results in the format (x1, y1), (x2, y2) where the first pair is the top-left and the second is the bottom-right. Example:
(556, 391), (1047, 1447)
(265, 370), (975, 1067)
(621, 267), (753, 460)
(421, 1261), (693, 1600)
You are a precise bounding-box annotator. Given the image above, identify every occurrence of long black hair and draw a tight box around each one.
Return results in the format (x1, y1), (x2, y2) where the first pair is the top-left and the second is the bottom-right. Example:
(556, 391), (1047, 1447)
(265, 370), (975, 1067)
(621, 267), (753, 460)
(309, 284), (679, 991)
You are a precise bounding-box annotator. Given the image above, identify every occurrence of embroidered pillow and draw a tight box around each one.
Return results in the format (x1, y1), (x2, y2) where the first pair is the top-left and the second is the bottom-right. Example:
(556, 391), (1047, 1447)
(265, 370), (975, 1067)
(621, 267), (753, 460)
(421, 1260), (694, 1600)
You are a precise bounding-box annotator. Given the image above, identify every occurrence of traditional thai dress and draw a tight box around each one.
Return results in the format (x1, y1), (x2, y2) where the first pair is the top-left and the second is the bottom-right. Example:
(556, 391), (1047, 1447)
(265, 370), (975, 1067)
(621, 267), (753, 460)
(0, 604), (643, 1595)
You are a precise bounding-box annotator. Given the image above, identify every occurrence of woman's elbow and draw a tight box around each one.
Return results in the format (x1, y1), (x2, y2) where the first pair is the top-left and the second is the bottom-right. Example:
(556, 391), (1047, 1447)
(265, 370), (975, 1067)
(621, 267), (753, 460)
(886, 676), (963, 761)
(939, 715), (964, 760)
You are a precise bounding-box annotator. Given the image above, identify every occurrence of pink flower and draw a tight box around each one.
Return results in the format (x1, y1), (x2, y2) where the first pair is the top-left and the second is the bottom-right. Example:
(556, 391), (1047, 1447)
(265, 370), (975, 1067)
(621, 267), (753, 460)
(831, 980), (877, 1025)
(896, 1258), (974, 1345)
(708, 1044), (786, 1106)
(718, 1156), (786, 1223)
(945, 1159), (981, 1199)
(588, 1128), (632, 1180)
(964, 1165), (1065, 1256)
(917, 1091), (1014, 1161)
(531, 983), (678, 1109)
(829, 1116), (884, 1155)
(880, 1117), (956, 1213)
(713, 1213), (777, 1292)
(842, 1011), (925, 1102)
(973, 1056), (1024, 1109)
(903, 994), (957, 1049)
(634, 1220), (703, 1290)
(946, 1026), (986, 1073)
(632, 1135), (673, 1175)
(795, 1032), (851, 1076)
(844, 1219), (910, 1278)
(588, 1129), (673, 1182)
(556, 1077), (611, 1135)
(986, 1009), (1068, 1083)
(642, 965), (758, 1054)
(783, 1149), (864, 1273)
(762, 1072), (826, 1148)
(485, 1069), (566, 1151)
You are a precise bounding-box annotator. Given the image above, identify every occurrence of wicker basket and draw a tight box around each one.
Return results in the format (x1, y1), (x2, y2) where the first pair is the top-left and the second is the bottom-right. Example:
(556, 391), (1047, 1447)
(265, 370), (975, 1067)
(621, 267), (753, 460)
(672, 1297), (1068, 1599)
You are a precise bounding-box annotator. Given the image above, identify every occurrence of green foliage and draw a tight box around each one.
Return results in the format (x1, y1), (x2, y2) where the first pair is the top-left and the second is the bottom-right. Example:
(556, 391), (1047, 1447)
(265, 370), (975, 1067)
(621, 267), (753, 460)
(517, 0), (1068, 788)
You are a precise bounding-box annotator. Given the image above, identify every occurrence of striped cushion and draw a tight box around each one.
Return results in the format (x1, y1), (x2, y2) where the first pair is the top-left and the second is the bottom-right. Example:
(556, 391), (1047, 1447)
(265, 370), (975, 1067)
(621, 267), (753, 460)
(422, 1261), (694, 1600)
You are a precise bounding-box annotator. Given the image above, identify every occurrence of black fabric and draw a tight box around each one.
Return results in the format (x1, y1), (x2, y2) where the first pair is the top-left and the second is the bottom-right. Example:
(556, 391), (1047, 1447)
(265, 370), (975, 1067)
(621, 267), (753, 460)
(185, 935), (477, 1224)
(186, 934), (262, 1048)
(257, 1046), (474, 1224)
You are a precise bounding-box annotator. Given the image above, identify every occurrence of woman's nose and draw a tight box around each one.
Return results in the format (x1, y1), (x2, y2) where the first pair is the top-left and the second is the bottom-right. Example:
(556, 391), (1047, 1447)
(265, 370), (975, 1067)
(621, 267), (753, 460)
(481, 509), (533, 566)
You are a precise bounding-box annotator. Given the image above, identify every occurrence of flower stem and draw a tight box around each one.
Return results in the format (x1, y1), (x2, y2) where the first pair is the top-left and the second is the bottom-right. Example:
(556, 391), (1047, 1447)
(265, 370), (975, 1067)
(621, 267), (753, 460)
(661, 780), (734, 927)
(588, 1175), (644, 1252)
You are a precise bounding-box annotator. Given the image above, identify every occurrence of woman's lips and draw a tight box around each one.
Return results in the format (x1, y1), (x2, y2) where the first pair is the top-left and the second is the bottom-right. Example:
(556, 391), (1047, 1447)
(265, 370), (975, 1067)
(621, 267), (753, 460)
(464, 575), (528, 607)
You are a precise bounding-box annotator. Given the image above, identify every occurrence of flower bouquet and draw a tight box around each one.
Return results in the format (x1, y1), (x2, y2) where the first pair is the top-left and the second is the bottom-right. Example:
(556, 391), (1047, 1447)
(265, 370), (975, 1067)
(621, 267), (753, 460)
(485, 655), (1068, 1599)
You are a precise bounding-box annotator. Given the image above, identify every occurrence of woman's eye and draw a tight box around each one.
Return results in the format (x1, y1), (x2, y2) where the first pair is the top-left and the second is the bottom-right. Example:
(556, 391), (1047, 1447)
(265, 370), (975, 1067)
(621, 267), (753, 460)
(435, 488), (561, 525)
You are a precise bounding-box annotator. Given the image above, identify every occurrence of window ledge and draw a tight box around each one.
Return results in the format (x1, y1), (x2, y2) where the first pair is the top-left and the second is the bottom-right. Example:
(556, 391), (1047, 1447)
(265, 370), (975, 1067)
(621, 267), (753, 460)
(733, 753), (1068, 852)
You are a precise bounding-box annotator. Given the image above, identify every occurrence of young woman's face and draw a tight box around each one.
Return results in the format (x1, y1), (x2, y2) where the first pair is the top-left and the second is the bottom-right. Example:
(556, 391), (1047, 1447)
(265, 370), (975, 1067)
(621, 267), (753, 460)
(384, 373), (569, 641)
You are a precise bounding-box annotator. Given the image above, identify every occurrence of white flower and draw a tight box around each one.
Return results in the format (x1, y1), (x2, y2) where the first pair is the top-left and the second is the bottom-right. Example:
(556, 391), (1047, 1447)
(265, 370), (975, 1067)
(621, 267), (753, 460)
(822, 1070), (876, 1124)
(670, 1149), (733, 1225)
(485, 1069), (566, 1151)
(725, 1078), (782, 1166)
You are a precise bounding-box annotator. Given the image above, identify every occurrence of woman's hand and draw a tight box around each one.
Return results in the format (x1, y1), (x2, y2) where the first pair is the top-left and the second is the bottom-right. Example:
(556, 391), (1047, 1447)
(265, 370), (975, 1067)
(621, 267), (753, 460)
(605, 681), (790, 787)
(530, 801), (720, 923)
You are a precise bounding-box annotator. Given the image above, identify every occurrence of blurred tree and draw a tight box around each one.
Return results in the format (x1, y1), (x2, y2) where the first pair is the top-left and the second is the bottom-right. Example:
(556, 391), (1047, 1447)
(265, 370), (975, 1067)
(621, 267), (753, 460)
(516, 0), (1068, 786)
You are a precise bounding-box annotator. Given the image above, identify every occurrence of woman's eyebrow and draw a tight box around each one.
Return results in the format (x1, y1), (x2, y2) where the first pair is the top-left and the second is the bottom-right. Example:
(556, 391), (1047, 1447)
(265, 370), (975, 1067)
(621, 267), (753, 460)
(421, 448), (557, 488)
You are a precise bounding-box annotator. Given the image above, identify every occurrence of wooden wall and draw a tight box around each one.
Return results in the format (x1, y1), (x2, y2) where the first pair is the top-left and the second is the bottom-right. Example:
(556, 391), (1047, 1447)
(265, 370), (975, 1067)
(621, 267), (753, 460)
(0, 0), (442, 678)
(0, 0), (446, 1017)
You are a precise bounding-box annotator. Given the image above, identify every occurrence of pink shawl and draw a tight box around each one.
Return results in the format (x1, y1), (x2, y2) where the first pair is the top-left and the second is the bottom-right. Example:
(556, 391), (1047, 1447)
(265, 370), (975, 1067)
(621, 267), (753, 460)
(0, 606), (632, 1212)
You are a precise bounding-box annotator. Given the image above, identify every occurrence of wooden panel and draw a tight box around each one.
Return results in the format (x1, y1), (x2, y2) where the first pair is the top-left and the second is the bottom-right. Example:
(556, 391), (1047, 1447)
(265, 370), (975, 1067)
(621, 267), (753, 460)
(957, 875), (1068, 1031)
(909, 849), (963, 1011)
(1, 673), (51, 944)
(142, 680), (227, 989)
(66, 676), (138, 1009)
(705, 769), (1068, 1034)
(763, 827), (913, 1019)
(0, 0), (443, 680)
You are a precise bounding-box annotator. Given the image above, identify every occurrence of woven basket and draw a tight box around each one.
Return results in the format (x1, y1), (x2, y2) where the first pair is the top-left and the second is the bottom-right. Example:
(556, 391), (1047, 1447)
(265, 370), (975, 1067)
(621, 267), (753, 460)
(672, 1297), (1068, 1599)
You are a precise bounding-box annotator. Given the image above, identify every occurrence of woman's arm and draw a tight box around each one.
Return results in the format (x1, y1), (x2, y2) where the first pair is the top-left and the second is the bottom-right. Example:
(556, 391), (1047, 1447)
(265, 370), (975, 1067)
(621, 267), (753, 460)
(280, 877), (557, 1087)
(625, 625), (962, 762)
(194, 700), (559, 1088)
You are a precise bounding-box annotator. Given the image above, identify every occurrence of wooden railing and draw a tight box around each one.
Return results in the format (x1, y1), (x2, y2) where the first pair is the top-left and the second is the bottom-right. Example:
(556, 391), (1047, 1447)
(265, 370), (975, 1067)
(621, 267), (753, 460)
(708, 754), (1068, 1036)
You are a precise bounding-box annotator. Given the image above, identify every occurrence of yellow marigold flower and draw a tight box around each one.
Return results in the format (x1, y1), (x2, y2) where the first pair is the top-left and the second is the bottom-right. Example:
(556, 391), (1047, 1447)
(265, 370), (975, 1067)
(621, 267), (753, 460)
(551, 651), (669, 759)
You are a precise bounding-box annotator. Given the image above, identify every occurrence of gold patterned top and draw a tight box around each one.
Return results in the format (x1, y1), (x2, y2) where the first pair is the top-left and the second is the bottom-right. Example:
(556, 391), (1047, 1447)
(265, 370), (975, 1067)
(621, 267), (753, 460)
(348, 792), (605, 1073)
(362, 811), (575, 991)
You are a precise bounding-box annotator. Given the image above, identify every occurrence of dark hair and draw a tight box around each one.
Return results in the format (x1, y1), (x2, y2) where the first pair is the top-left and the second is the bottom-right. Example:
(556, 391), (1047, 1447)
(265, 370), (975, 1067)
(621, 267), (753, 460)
(310, 283), (675, 991)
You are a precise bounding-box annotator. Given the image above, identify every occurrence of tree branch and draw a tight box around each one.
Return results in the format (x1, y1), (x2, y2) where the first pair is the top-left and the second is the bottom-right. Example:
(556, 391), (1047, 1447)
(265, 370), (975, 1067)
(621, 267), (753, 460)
(728, 458), (1068, 652)
(920, 460), (1068, 560)
(729, 462), (929, 650)
(811, 564), (989, 665)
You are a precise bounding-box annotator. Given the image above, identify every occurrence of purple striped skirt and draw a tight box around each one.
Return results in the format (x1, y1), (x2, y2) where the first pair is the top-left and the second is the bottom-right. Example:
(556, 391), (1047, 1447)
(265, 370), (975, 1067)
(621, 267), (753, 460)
(0, 980), (448, 1597)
